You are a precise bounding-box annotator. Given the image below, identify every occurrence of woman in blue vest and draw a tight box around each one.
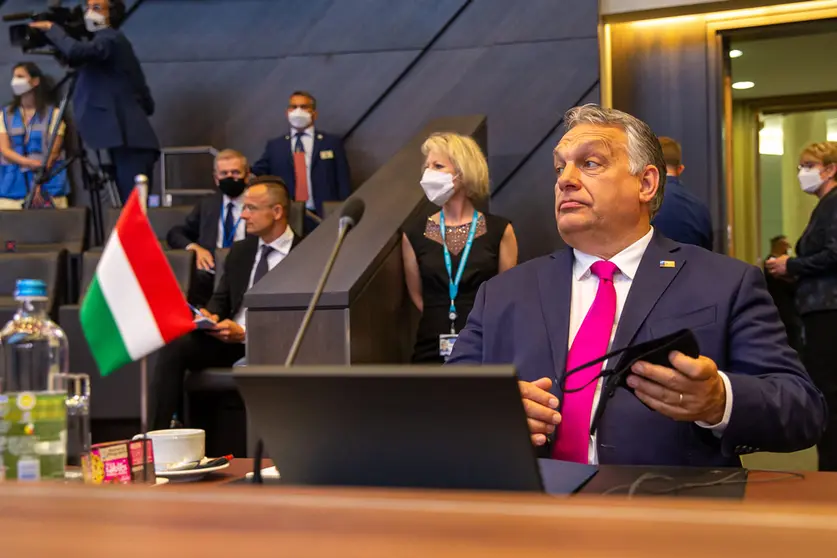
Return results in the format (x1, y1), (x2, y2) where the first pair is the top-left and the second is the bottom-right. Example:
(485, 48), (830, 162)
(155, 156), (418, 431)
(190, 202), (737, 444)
(0, 62), (69, 209)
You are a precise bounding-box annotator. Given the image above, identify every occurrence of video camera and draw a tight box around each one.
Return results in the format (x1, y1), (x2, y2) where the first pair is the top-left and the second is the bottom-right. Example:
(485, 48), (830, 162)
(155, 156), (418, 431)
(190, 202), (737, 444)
(4, 4), (88, 54)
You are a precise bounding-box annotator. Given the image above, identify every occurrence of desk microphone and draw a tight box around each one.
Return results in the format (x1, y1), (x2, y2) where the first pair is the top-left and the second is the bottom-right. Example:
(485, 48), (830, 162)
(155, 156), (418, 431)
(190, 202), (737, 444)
(252, 197), (366, 484)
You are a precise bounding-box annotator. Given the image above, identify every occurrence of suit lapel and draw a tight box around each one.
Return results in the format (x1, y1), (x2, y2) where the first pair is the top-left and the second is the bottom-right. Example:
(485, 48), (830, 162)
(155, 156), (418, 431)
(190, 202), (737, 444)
(611, 232), (686, 351)
(206, 192), (223, 248)
(538, 249), (573, 388)
(232, 237), (260, 315)
(310, 131), (323, 170)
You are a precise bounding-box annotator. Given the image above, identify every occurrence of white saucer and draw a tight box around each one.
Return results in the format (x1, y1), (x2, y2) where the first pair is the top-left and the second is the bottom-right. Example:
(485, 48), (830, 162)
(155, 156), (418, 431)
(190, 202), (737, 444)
(154, 477), (170, 486)
(156, 462), (230, 482)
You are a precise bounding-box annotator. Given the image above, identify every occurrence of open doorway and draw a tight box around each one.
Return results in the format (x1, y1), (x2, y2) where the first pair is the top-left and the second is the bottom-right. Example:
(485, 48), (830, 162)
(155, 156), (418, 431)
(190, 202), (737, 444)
(726, 26), (837, 265)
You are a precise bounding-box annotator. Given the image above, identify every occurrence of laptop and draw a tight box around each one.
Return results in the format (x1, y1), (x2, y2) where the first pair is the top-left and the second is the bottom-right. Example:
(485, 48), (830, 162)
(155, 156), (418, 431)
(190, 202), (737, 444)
(233, 365), (597, 493)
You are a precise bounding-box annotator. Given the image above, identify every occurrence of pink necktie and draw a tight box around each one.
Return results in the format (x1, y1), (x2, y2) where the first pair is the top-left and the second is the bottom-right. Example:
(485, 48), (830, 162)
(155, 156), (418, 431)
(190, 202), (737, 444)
(552, 260), (619, 463)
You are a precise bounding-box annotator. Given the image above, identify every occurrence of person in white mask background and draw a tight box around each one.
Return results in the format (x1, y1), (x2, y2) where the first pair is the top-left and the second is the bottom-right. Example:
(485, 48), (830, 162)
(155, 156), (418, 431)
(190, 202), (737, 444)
(767, 141), (837, 471)
(0, 62), (69, 209)
(252, 91), (351, 233)
(401, 132), (518, 363)
(30, 0), (159, 205)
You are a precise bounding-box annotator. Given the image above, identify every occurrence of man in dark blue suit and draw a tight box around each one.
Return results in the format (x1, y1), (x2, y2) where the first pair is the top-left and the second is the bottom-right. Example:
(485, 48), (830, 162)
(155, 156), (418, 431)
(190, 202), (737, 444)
(252, 91), (350, 229)
(34, 0), (159, 203)
(448, 105), (825, 467)
(651, 137), (713, 250)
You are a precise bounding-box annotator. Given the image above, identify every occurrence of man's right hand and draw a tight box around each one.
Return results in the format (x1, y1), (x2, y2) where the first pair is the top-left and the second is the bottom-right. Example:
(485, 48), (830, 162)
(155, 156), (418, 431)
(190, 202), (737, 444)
(198, 308), (219, 322)
(187, 244), (214, 271)
(519, 377), (561, 446)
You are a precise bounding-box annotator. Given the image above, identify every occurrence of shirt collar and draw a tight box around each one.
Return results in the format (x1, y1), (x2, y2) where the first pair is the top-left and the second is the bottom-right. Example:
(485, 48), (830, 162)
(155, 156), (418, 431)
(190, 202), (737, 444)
(293, 126), (315, 138)
(222, 194), (243, 207)
(572, 227), (654, 281)
(257, 226), (295, 257)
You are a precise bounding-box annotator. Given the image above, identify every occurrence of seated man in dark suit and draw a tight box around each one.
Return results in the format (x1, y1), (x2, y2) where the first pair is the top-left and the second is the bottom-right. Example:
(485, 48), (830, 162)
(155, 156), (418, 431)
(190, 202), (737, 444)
(167, 149), (250, 306)
(252, 90), (351, 230)
(448, 105), (825, 467)
(151, 176), (301, 430)
(34, 0), (159, 203)
(651, 137), (713, 250)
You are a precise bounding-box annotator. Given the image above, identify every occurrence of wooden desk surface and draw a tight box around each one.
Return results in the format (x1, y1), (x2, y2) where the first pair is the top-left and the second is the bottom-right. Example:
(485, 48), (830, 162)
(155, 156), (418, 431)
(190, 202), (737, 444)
(3, 478), (837, 557)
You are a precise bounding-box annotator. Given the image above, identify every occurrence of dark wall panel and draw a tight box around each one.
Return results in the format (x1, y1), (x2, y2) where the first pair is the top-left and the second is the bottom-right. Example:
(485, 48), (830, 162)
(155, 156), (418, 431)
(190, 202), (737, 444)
(610, 20), (726, 250)
(491, 84), (601, 263)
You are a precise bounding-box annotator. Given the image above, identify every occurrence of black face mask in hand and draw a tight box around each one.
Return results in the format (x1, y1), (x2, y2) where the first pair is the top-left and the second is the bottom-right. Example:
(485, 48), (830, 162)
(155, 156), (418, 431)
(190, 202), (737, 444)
(218, 177), (247, 198)
(557, 328), (701, 435)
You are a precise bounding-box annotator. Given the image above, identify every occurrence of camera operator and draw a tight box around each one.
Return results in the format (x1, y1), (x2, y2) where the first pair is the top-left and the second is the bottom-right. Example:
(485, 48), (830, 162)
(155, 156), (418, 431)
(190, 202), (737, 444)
(30, 0), (159, 204)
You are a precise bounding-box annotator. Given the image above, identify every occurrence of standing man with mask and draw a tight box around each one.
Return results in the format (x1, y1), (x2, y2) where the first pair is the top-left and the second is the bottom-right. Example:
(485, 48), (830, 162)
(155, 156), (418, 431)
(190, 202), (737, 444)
(31, 0), (159, 204)
(167, 149), (250, 306)
(252, 91), (351, 231)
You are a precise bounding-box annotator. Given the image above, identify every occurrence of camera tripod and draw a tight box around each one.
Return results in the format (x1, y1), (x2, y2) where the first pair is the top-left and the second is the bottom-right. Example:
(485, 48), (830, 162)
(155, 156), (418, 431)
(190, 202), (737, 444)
(22, 70), (121, 245)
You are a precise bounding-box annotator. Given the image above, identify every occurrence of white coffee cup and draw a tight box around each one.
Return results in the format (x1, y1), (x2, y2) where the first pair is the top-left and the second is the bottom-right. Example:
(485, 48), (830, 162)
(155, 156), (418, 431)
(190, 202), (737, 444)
(133, 429), (205, 472)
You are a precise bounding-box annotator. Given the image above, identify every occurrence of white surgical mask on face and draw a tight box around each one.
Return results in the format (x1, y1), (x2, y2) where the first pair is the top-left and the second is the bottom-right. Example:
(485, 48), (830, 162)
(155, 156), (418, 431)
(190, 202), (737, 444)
(288, 108), (312, 130)
(11, 77), (32, 96)
(84, 10), (107, 33)
(798, 167), (824, 194)
(420, 168), (456, 206)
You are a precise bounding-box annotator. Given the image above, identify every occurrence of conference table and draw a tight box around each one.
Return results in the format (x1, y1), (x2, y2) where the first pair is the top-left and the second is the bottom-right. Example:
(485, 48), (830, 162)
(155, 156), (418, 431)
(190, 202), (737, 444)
(3, 459), (837, 556)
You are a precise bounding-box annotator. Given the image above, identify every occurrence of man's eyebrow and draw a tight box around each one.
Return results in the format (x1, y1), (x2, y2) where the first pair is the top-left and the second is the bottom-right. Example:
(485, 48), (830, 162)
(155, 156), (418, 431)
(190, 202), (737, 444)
(554, 139), (613, 158)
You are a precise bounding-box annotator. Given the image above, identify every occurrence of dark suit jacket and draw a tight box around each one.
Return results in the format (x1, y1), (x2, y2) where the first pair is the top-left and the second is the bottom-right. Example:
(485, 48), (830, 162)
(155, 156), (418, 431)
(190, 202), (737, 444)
(787, 187), (837, 315)
(651, 177), (714, 250)
(251, 130), (351, 215)
(167, 192), (226, 254)
(205, 232), (302, 320)
(45, 26), (159, 151)
(448, 232), (826, 467)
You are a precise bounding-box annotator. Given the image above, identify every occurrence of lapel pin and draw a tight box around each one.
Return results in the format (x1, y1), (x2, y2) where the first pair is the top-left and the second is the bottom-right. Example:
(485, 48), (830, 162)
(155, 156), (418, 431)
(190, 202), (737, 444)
(317, 134), (323, 140)
(284, 135), (290, 140)
(659, 260), (676, 268)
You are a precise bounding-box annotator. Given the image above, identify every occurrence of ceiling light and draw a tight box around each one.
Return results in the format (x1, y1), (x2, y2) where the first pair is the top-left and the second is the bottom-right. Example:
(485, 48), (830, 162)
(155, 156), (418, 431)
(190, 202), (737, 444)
(729, 49), (743, 58)
(732, 81), (755, 90)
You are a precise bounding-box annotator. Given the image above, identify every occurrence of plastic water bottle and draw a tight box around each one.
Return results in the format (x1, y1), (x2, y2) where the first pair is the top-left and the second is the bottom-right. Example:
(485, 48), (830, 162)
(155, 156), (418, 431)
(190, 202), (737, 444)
(0, 279), (69, 481)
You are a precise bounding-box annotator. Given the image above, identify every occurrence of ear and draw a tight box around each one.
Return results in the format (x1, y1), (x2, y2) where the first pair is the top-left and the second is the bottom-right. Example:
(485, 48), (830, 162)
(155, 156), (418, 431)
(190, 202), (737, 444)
(678, 164), (685, 175)
(638, 164), (661, 205)
(213, 172), (220, 186)
(30, 76), (40, 89)
(273, 203), (285, 221)
(825, 163), (837, 182)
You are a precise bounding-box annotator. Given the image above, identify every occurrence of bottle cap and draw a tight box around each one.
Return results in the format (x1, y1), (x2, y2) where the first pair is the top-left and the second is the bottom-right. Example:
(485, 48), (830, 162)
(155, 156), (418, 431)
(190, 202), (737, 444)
(15, 279), (47, 299)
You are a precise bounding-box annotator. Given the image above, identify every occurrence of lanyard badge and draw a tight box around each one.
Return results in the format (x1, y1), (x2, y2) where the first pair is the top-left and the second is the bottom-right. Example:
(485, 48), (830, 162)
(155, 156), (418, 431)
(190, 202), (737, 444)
(440, 209), (479, 333)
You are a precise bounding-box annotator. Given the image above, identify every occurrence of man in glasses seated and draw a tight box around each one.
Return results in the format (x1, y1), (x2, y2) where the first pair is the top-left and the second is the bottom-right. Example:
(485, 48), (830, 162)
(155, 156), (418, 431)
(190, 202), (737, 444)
(448, 105), (825, 467)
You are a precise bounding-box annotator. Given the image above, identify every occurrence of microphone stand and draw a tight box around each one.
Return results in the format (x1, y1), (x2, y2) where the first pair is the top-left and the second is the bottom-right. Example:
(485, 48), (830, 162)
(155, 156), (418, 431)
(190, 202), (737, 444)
(251, 218), (355, 484)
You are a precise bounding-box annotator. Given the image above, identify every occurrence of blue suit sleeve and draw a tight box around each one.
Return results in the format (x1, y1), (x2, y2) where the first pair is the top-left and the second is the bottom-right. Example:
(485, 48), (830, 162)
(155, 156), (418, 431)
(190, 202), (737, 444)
(720, 265), (826, 454)
(333, 139), (352, 200)
(251, 141), (273, 176)
(446, 282), (487, 365)
(46, 25), (114, 64)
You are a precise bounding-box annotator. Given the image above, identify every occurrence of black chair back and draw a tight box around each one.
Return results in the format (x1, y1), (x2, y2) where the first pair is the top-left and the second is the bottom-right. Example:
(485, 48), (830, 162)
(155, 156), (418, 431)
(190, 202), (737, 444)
(105, 206), (194, 248)
(214, 247), (230, 291)
(81, 249), (194, 298)
(289, 201), (305, 238)
(0, 208), (88, 254)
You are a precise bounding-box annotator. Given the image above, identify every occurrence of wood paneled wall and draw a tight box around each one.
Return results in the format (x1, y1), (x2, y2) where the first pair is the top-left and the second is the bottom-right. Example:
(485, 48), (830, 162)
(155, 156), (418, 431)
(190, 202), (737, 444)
(0, 0), (600, 260)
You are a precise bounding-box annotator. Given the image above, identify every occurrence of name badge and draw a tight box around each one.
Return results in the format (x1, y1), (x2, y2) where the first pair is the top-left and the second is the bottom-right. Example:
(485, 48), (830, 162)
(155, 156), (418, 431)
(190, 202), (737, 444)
(439, 333), (458, 361)
(320, 150), (334, 160)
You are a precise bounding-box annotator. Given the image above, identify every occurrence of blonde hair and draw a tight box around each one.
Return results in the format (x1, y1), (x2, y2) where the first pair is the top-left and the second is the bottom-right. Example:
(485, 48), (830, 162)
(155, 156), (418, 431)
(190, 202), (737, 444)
(421, 132), (490, 201)
(215, 148), (248, 171)
(800, 142), (837, 169)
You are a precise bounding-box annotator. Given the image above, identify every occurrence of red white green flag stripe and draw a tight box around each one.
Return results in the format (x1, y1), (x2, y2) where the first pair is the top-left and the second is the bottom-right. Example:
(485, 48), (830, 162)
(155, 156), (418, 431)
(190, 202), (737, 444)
(80, 189), (196, 376)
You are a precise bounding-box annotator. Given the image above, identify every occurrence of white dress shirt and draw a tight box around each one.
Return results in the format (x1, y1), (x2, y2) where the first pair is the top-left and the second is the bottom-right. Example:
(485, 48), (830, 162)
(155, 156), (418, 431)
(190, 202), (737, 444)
(216, 194), (246, 249)
(233, 226), (295, 332)
(290, 125), (315, 210)
(570, 227), (733, 464)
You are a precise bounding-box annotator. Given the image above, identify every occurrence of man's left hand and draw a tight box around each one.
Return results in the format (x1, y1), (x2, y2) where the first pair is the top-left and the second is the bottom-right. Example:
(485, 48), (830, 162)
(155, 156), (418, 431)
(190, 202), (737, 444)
(29, 21), (53, 31)
(765, 254), (789, 277)
(626, 352), (726, 424)
(207, 319), (245, 344)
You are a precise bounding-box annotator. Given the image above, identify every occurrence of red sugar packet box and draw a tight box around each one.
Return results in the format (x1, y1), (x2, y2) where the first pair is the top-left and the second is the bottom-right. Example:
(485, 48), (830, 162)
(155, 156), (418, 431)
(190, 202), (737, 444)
(82, 438), (156, 485)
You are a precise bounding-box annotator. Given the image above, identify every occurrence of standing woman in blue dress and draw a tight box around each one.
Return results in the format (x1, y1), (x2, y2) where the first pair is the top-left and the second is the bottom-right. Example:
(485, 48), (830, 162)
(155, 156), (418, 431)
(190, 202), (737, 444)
(0, 62), (69, 209)
(402, 132), (518, 363)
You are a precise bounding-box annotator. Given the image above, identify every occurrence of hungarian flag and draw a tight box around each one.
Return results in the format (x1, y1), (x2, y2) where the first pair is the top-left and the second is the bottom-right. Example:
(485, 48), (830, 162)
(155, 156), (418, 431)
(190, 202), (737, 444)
(80, 189), (196, 376)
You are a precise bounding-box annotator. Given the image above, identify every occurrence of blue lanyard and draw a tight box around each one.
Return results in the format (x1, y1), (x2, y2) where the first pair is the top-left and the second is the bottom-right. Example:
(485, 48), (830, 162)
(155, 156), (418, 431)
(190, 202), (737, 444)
(224, 213), (242, 247)
(440, 209), (478, 330)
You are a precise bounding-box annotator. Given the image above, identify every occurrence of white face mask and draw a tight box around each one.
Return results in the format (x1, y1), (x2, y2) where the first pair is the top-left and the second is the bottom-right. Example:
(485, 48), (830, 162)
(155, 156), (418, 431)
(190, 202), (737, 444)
(420, 169), (456, 206)
(288, 108), (312, 130)
(798, 167), (825, 194)
(11, 77), (32, 96)
(84, 10), (108, 33)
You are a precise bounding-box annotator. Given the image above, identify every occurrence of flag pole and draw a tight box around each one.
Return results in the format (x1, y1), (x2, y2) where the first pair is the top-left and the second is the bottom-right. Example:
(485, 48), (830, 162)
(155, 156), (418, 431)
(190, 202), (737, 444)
(140, 356), (149, 435)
